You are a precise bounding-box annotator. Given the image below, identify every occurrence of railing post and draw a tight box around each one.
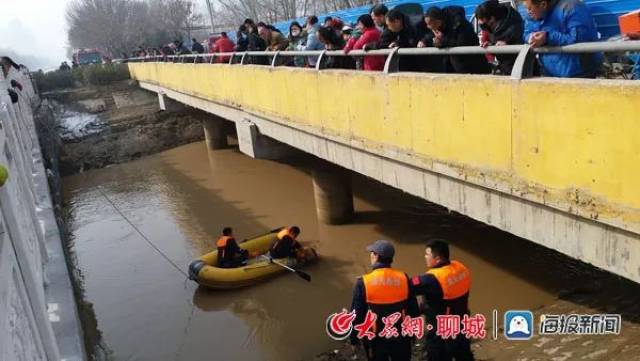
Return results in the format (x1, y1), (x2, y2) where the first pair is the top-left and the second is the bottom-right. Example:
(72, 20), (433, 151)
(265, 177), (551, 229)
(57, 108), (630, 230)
(315, 50), (327, 71)
(511, 45), (536, 80)
(229, 53), (236, 65)
(271, 51), (281, 67)
(240, 52), (248, 65)
(383, 47), (401, 74)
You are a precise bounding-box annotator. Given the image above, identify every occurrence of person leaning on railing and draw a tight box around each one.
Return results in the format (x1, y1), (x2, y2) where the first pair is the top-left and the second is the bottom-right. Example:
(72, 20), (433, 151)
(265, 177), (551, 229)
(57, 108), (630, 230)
(317, 26), (356, 69)
(258, 22), (289, 51)
(624, 31), (640, 80)
(287, 21), (308, 67)
(418, 6), (491, 74)
(475, 0), (525, 75)
(304, 16), (324, 67)
(371, 3), (392, 45)
(522, 0), (603, 78)
(344, 14), (386, 71)
(378, 9), (424, 72)
(241, 19), (268, 65)
(212, 32), (235, 63)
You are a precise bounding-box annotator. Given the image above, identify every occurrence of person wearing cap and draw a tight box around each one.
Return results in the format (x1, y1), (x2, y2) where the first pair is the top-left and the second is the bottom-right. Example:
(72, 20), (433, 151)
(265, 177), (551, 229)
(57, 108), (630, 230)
(412, 239), (473, 361)
(341, 25), (353, 43)
(350, 240), (419, 361)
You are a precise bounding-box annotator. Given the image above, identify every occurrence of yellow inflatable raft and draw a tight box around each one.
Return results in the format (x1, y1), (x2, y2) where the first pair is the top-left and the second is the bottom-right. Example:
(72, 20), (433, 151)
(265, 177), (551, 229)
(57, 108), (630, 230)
(187, 228), (317, 289)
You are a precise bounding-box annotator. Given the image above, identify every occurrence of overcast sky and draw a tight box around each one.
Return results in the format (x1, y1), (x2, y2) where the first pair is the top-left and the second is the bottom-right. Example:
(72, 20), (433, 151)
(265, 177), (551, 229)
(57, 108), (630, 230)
(0, 1), (212, 68)
(0, 0), (70, 66)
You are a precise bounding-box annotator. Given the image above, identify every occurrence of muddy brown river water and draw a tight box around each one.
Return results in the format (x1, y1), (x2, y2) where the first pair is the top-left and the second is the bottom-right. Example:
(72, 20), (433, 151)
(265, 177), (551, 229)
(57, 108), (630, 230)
(63, 141), (636, 361)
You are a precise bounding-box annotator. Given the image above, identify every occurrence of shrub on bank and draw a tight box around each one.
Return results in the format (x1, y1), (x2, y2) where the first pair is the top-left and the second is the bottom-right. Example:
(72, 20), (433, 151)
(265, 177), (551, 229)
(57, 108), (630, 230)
(33, 69), (77, 92)
(34, 63), (130, 91)
(82, 63), (130, 86)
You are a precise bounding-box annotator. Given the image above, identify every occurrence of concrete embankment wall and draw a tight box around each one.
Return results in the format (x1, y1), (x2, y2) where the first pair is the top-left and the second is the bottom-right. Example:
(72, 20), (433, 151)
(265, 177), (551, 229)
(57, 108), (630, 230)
(0, 71), (85, 360)
(45, 80), (206, 175)
(128, 62), (640, 283)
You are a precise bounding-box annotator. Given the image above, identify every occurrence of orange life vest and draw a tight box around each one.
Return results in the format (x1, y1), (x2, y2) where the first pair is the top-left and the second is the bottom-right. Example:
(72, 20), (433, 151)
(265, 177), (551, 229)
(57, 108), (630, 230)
(362, 268), (409, 305)
(217, 236), (233, 259)
(217, 236), (232, 248)
(426, 260), (471, 300)
(277, 228), (295, 240)
(362, 267), (410, 334)
(272, 228), (296, 251)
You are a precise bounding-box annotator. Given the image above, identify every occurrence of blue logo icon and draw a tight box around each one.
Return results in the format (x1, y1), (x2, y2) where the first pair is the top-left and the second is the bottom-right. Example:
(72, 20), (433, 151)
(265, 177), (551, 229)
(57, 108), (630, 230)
(504, 310), (533, 340)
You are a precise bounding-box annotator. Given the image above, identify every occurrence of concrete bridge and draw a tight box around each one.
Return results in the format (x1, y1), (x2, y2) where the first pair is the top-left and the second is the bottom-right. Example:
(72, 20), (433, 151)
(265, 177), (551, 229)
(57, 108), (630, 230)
(127, 59), (640, 283)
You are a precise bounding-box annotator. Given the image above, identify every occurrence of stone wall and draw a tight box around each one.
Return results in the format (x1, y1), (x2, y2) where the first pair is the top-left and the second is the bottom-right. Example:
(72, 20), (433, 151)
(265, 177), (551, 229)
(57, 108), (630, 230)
(0, 68), (85, 360)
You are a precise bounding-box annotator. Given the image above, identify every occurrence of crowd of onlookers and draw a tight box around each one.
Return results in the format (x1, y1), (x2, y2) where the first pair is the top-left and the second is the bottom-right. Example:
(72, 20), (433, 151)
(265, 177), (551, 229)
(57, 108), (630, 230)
(128, 38), (195, 59)
(128, 0), (640, 79)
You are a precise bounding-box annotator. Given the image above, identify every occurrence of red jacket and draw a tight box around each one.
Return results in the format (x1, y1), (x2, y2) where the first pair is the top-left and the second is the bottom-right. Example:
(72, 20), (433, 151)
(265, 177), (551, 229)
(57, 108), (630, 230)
(213, 37), (235, 63)
(345, 27), (385, 71)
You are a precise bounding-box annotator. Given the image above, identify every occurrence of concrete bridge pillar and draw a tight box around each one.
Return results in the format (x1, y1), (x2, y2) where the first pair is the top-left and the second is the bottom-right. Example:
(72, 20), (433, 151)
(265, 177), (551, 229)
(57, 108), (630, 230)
(312, 164), (354, 224)
(203, 117), (228, 150)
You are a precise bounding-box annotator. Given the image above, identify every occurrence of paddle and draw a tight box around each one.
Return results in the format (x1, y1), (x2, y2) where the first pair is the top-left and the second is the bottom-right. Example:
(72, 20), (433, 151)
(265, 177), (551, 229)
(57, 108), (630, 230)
(260, 255), (311, 282)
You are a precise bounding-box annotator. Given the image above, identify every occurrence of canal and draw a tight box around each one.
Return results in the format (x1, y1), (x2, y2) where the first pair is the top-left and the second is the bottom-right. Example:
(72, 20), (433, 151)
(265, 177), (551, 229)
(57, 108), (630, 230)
(63, 141), (632, 361)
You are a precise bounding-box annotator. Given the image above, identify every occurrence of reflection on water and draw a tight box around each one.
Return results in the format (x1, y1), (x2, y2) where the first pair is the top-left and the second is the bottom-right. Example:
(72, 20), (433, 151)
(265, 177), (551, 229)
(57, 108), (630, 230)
(64, 141), (619, 361)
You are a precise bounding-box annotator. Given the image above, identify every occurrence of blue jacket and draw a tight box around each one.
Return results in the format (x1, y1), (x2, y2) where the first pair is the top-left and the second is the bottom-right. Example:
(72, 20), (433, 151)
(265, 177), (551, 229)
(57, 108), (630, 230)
(305, 24), (324, 66)
(523, 0), (603, 77)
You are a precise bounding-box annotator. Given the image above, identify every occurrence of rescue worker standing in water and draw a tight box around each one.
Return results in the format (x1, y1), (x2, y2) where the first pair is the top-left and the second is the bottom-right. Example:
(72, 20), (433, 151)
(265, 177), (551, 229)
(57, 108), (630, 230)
(216, 227), (248, 268)
(269, 226), (302, 259)
(350, 240), (420, 361)
(412, 239), (473, 361)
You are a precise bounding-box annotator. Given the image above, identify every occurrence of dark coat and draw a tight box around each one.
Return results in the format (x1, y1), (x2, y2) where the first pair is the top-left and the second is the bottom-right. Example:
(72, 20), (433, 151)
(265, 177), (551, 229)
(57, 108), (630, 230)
(485, 4), (524, 74)
(235, 33), (249, 51)
(192, 41), (205, 54)
(247, 31), (268, 65)
(379, 14), (438, 72)
(379, 15), (417, 49)
(379, 24), (396, 50)
(322, 39), (356, 70)
(421, 6), (490, 74)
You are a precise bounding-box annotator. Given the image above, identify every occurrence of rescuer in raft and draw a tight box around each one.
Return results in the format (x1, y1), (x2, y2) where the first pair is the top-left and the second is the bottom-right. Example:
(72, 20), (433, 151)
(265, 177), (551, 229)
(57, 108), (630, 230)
(269, 226), (303, 260)
(215, 227), (249, 268)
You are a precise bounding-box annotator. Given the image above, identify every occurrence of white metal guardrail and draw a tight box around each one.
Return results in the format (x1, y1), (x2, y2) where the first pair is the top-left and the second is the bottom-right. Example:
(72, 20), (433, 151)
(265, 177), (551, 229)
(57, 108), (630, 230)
(121, 40), (640, 80)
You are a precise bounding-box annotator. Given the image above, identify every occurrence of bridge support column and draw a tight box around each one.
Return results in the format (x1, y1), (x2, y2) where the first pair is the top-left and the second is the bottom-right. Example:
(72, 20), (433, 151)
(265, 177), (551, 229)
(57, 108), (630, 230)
(203, 117), (228, 150)
(158, 92), (166, 110)
(312, 164), (354, 225)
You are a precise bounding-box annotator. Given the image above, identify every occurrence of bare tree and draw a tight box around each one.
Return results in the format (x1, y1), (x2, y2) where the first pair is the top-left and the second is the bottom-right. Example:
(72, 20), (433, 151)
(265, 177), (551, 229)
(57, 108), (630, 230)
(66, 0), (379, 55)
(67, 0), (201, 56)
(213, 0), (379, 29)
